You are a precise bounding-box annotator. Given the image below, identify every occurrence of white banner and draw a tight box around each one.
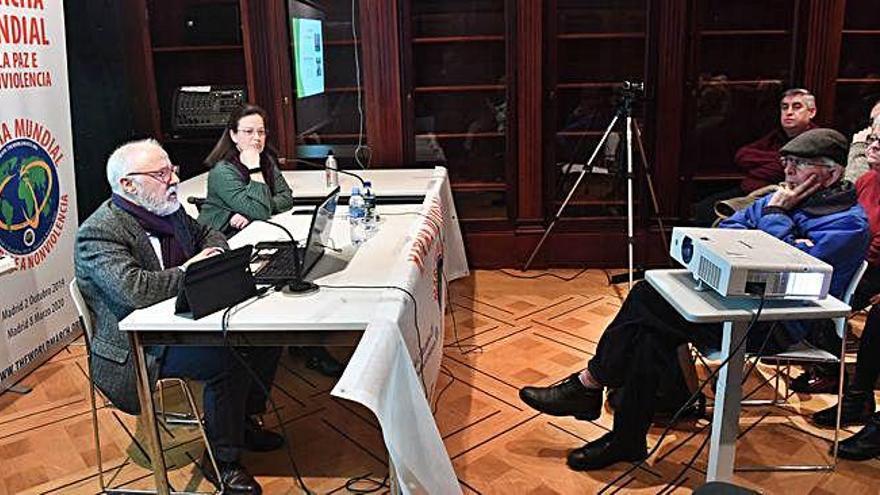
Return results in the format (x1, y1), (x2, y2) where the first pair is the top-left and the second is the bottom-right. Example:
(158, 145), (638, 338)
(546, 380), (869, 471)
(0, 1), (79, 392)
(333, 171), (469, 494)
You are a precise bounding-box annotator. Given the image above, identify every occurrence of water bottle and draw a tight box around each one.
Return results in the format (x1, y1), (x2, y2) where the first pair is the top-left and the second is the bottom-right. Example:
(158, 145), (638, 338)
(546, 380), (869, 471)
(362, 180), (377, 235)
(349, 186), (367, 246)
(325, 151), (339, 188)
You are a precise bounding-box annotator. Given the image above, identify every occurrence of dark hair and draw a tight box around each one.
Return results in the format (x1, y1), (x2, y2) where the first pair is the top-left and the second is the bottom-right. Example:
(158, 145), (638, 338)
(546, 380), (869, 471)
(204, 103), (279, 192)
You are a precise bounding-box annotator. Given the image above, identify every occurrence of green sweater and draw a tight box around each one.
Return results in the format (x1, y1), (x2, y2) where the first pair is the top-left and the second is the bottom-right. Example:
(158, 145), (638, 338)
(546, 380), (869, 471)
(197, 159), (294, 233)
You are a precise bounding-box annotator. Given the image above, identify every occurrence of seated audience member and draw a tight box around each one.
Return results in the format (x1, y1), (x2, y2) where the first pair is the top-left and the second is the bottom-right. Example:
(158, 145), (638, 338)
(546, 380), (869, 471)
(694, 88), (818, 226)
(520, 129), (868, 471)
(845, 102), (880, 182)
(809, 124), (880, 461)
(76, 139), (282, 494)
(793, 117), (880, 395)
(199, 103), (344, 378)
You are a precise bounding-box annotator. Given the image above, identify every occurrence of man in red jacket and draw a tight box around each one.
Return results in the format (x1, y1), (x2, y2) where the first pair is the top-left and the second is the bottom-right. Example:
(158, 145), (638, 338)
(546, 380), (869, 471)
(694, 88), (818, 225)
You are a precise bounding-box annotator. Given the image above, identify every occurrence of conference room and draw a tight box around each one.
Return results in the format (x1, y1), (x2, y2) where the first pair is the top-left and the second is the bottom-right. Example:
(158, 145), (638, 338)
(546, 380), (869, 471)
(2, 1), (880, 494)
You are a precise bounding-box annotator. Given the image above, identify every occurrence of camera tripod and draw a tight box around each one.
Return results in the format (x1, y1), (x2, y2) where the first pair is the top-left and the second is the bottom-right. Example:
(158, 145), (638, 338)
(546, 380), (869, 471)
(523, 82), (668, 287)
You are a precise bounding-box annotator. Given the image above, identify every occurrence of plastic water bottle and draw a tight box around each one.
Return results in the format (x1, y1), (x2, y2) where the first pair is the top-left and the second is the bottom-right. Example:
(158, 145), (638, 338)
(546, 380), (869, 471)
(362, 180), (377, 235)
(325, 151), (339, 188)
(349, 186), (367, 246)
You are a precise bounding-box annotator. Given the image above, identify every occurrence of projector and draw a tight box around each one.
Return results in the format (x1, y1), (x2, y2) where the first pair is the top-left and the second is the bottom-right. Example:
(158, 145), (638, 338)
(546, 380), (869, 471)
(670, 227), (832, 299)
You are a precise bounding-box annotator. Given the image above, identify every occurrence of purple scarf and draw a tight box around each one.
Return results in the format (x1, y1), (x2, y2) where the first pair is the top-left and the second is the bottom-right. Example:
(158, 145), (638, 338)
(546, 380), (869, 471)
(111, 194), (195, 268)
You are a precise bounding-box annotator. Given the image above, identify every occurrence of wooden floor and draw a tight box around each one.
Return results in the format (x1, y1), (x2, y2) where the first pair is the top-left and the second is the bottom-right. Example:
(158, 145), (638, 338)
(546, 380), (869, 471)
(2, 269), (880, 494)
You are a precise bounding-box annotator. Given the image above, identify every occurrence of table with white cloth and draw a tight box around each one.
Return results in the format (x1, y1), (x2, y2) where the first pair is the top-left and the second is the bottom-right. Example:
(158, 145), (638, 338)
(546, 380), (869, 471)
(646, 269), (850, 483)
(120, 167), (468, 495)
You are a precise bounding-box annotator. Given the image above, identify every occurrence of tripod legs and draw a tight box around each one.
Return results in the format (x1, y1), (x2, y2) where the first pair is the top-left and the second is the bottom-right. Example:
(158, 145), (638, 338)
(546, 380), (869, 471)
(523, 113), (620, 271)
(523, 114), (668, 282)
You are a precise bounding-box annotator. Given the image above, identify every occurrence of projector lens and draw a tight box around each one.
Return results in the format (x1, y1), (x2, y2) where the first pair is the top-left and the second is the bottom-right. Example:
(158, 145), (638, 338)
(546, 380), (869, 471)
(681, 236), (694, 263)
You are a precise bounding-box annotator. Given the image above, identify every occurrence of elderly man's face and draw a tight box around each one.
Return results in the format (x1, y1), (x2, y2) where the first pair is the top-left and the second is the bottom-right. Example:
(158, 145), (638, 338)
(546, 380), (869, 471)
(121, 145), (180, 216)
(867, 129), (880, 172)
(781, 155), (839, 188)
(780, 94), (816, 136)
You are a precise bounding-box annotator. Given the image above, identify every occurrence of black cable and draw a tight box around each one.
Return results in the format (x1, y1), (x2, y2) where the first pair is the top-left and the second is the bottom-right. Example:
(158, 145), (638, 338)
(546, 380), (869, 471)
(499, 267), (590, 282)
(220, 298), (314, 495)
(285, 157), (367, 187)
(319, 284), (431, 397)
(657, 319), (777, 495)
(607, 294), (768, 488)
(345, 473), (389, 494)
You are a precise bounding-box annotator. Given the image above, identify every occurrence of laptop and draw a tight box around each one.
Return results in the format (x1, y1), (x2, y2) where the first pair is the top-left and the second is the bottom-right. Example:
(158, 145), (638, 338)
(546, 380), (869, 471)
(253, 186), (339, 285)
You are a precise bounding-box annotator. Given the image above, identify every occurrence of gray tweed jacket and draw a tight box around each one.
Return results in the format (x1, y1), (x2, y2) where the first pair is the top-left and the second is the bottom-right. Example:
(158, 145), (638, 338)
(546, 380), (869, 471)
(74, 200), (227, 414)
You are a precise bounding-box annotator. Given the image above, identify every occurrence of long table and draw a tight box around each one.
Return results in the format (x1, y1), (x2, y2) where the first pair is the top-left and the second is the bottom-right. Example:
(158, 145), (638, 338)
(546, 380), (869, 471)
(120, 167), (468, 494)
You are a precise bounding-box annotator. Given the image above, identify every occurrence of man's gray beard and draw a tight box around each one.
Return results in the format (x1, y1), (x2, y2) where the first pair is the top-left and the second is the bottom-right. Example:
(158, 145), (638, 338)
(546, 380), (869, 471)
(126, 184), (181, 217)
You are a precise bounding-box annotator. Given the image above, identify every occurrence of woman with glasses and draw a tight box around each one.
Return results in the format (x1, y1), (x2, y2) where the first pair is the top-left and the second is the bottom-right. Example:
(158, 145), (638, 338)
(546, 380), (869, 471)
(198, 103), (345, 378)
(198, 103), (294, 235)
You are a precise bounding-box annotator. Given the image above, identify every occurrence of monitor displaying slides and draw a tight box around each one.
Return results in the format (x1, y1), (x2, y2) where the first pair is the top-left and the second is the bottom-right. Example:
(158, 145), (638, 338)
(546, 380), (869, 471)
(291, 17), (325, 98)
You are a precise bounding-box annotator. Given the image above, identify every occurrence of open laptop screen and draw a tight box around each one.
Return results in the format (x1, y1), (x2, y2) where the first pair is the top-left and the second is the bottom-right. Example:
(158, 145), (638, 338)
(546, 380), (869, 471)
(302, 186), (339, 275)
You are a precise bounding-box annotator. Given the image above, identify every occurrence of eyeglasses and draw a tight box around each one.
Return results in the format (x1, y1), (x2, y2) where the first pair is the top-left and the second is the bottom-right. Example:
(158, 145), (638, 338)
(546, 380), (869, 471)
(780, 156), (829, 170)
(237, 128), (267, 138)
(867, 135), (880, 146)
(127, 165), (179, 184)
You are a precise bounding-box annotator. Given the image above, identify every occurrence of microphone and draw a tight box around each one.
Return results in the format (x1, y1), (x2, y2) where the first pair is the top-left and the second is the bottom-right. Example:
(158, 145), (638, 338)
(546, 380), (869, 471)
(281, 157), (366, 188)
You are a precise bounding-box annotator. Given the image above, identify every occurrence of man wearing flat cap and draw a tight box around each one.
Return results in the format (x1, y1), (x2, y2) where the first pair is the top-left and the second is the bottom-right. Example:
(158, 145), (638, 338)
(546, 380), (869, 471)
(517, 128), (869, 471)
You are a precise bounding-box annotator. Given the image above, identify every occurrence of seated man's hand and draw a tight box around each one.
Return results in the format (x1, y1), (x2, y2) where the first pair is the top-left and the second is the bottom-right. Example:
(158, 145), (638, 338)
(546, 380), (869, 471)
(229, 213), (250, 230)
(767, 175), (821, 211)
(181, 247), (224, 270)
(869, 293), (880, 307)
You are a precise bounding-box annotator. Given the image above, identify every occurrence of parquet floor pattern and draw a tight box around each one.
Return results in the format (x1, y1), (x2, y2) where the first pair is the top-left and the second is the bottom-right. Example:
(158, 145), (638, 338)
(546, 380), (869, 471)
(1, 269), (879, 494)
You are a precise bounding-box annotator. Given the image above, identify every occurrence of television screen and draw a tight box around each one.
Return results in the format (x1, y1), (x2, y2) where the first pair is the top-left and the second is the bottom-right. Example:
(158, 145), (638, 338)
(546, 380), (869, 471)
(291, 17), (325, 99)
(288, 1), (329, 136)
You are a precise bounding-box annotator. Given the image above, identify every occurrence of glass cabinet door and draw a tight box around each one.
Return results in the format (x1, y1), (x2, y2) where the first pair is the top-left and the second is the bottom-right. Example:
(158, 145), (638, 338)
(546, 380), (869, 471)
(289, 1), (366, 153)
(405, 0), (510, 220)
(683, 0), (798, 211)
(833, 0), (880, 137)
(547, 0), (647, 218)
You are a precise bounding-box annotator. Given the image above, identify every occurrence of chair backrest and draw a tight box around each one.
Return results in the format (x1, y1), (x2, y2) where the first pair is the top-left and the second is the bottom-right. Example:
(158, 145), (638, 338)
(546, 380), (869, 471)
(69, 278), (95, 344)
(836, 260), (869, 338)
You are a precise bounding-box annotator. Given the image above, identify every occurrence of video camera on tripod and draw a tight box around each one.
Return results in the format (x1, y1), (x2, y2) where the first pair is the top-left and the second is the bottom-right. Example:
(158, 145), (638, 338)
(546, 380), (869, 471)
(526, 80), (669, 286)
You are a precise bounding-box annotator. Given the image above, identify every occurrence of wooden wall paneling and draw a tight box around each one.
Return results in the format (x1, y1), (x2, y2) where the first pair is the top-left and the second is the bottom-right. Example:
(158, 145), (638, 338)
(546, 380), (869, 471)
(242, 0), (295, 160)
(515, 0), (542, 226)
(802, 0), (846, 125)
(123, 0), (161, 137)
(652, 0), (688, 218)
(360, 0), (405, 167)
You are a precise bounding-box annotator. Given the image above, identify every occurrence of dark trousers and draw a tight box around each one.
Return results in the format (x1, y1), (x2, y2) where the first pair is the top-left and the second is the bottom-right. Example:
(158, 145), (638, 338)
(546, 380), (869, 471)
(157, 346), (281, 462)
(586, 282), (783, 448)
(851, 267), (880, 392)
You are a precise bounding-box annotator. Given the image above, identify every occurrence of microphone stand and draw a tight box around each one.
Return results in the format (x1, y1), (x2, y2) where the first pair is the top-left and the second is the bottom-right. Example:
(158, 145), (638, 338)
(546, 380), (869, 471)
(281, 157), (366, 188)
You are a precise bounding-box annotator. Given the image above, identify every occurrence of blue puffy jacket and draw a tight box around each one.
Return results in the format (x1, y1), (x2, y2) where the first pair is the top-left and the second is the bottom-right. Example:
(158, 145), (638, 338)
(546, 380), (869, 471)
(719, 185), (869, 341)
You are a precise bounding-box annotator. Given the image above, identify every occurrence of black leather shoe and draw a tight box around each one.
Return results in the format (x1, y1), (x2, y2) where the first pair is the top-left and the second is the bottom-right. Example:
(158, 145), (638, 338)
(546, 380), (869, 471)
(519, 373), (603, 421)
(201, 455), (262, 495)
(567, 436), (647, 471)
(790, 366), (845, 394)
(302, 347), (345, 377)
(812, 389), (875, 427)
(838, 414), (880, 461)
(244, 417), (284, 452)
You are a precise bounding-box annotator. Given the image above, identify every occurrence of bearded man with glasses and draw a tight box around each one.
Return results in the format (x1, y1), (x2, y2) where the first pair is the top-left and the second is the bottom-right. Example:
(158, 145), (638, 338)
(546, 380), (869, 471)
(75, 139), (282, 494)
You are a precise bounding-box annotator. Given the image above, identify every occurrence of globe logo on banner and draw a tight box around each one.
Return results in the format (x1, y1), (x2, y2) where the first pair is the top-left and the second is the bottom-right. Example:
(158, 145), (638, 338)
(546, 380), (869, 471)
(0, 138), (59, 255)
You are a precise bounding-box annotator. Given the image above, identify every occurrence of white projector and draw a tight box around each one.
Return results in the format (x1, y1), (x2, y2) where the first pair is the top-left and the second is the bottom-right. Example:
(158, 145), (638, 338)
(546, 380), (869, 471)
(669, 227), (833, 299)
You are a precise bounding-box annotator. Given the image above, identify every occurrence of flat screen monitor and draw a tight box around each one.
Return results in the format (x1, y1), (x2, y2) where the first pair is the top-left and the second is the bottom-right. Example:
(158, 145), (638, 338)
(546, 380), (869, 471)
(288, 0), (329, 135)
